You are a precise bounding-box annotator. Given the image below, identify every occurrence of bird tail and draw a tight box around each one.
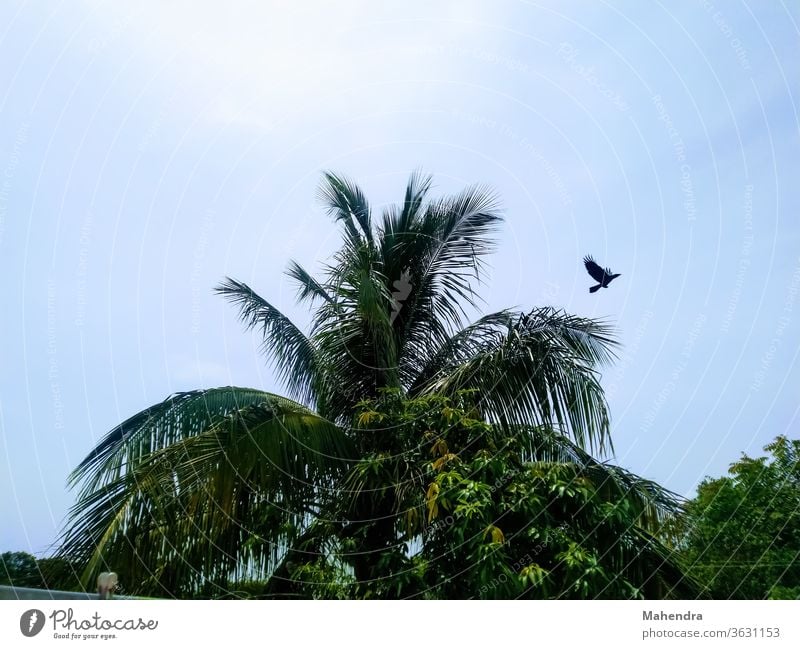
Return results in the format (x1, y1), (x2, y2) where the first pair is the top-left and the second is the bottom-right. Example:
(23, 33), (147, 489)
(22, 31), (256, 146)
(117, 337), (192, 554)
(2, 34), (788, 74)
(589, 284), (601, 293)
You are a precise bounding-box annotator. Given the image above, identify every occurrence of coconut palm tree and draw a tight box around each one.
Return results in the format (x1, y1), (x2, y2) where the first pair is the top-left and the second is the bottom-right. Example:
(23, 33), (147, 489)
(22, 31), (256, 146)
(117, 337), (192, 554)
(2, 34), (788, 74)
(57, 172), (685, 597)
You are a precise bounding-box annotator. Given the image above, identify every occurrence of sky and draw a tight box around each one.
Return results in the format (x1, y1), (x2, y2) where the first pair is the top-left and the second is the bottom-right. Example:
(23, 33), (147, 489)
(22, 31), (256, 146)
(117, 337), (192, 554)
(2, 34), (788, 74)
(0, 0), (798, 555)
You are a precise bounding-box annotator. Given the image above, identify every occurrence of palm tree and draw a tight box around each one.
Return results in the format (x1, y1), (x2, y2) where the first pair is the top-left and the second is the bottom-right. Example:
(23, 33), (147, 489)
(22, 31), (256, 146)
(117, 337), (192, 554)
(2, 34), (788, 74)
(58, 171), (684, 597)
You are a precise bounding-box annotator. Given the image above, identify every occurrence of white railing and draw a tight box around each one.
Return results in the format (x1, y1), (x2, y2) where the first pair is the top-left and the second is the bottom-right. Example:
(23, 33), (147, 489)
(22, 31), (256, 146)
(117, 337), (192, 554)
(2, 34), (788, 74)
(0, 585), (140, 600)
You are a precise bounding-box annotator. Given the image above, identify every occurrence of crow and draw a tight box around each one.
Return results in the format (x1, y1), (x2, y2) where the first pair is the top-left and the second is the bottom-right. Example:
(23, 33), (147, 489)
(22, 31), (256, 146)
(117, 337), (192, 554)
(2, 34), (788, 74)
(583, 255), (621, 293)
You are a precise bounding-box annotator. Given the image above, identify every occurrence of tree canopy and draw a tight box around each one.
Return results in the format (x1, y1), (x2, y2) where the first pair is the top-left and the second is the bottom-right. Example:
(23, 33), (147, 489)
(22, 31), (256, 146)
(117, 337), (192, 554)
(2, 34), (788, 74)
(1, 551), (81, 591)
(676, 435), (800, 599)
(57, 171), (694, 598)
(273, 391), (695, 599)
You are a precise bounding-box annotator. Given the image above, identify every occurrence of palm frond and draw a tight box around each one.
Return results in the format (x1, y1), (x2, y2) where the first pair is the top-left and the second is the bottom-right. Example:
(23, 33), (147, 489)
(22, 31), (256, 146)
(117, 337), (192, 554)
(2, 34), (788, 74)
(408, 310), (516, 391)
(311, 263), (400, 420)
(286, 260), (333, 306)
(70, 387), (282, 493)
(215, 278), (317, 404)
(379, 169), (434, 241)
(394, 185), (503, 369)
(417, 184), (502, 310)
(510, 426), (682, 528)
(620, 527), (705, 599)
(415, 308), (618, 454)
(60, 393), (353, 595)
(317, 172), (373, 246)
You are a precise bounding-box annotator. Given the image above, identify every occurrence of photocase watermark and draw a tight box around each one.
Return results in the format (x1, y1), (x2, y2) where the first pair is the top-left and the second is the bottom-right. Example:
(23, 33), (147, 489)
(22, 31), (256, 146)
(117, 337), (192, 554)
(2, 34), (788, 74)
(652, 94), (696, 223)
(557, 43), (630, 112)
(751, 257), (800, 393)
(279, 203), (318, 261)
(526, 523), (570, 559)
(426, 462), (552, 539)
(0, 121), (29, 248)
(640, 313), (706, 433)
(389, 269), (413, 324)
(474, 521), (569, 597)
(425, 467), (526, 537)
(537, 281), (560, 304)
(190, 208), (215, 335)
(721, 184), (754, 334)
(450, 109), (574, 207)
(138, 96), (175, 153)
(429, 43), (530, 74)
(18, 608), (159, 641)
(19, 609), (45, 637)
(700, 0), (752, 71)
(75, 211), (93, 328)
(476, 553), (537, 597)
(606, 309), (654, 401)
(87, 12), (133, 55)
(47, 279), (64, 431)
(19, 608), (159, 640)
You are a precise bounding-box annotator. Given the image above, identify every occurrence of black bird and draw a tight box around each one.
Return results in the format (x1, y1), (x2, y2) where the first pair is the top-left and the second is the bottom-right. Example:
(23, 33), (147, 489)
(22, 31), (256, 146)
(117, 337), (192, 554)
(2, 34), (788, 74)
(583, 255), (621, 293)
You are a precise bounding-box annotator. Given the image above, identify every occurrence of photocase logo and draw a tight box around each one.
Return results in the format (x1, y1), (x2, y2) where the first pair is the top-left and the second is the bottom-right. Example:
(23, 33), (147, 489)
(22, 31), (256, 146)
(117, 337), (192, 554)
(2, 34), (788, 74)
(390, 269), (413, 324)
(19, 609), (45, 637)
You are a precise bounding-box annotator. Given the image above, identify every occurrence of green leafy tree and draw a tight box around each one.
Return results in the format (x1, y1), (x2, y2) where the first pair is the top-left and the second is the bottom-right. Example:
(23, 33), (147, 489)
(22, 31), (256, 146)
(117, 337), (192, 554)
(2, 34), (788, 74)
(1, 551), (83, 591)
(57, 171), (688, 598)
(1, 551), (40, 588)
(282, 391), (695, 599)
(677, 436), (800, 599)
(37, 557), (83, 591)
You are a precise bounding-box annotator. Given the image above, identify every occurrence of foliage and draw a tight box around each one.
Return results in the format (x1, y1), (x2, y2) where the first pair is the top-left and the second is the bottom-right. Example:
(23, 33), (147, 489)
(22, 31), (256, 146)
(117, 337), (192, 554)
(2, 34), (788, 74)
(37, 556), (83, 591)
(0, 552), (81, 591)
(57, 171), (690, 598)
(283, 391), (695, 599)
(676, 436), (800, 599)
(1, 551), (39, 588)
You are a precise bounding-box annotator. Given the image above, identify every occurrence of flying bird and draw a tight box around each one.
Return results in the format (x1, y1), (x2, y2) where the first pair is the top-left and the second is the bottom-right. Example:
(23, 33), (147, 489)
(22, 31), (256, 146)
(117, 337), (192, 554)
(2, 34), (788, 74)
(583, 255), (621, 293)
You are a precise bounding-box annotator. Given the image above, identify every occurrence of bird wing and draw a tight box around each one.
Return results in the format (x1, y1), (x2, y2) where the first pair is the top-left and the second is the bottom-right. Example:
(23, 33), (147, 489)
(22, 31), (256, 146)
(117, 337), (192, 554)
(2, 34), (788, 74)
(583, 256), (605, 283)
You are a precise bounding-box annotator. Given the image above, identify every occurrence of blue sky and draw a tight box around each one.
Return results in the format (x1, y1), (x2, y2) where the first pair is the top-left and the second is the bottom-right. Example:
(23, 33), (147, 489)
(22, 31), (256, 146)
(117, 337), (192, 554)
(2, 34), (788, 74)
(1, 0), (798, 554)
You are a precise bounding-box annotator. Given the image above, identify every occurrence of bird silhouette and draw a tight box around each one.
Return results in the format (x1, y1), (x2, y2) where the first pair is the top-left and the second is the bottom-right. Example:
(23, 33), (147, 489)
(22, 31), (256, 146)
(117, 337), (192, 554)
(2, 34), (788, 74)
(583, 255), (621, 293)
